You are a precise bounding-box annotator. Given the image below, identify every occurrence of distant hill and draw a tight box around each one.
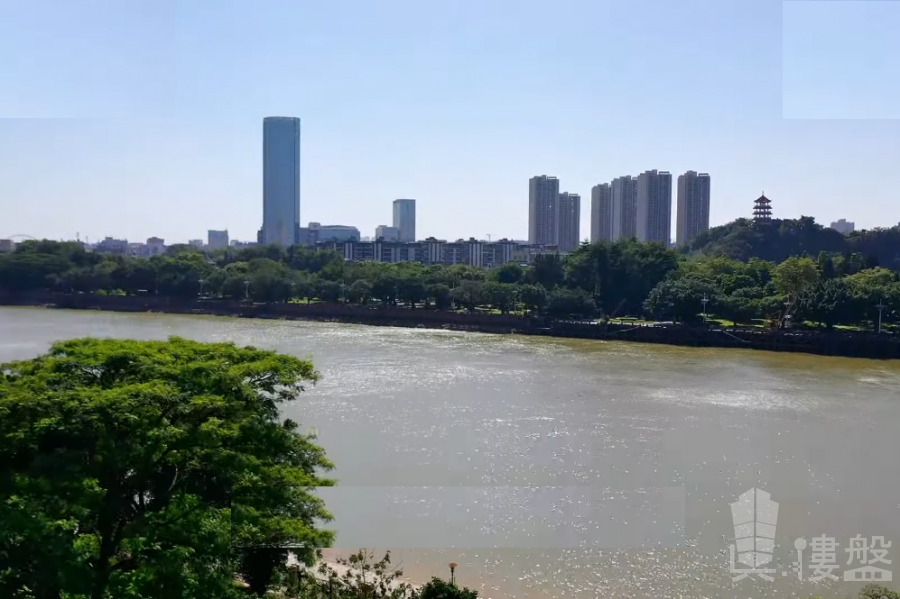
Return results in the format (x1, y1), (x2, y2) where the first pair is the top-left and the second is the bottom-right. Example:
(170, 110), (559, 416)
(686, 216), (900, 269)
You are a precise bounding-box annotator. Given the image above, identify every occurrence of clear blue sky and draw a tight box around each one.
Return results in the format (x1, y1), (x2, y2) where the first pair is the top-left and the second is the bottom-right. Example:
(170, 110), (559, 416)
(2, 0), (899, 244)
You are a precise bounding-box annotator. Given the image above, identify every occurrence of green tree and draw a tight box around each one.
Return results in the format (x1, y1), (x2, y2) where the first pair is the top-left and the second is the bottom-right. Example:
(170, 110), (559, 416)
(481, 282), (516, 314)
(518, 284), (548, 316)
(348, 279), (373, 305)
(526, 253), (565, 289)
(545, 288), (595, 320)
(773, 256), (819, 299)
(418, 577), (479, 599)
(0, 337), (334, 599)
(643, 278), (714, 323)
(427, 283), (452, 310)
(796, 278), (858, 329)
(491, 263), (524, 284)
(451, 281), (484, 313)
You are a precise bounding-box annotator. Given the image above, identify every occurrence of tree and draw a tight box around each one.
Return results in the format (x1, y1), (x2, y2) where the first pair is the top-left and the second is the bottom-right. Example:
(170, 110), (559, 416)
(796, 278), (858, 329)
(518, 284), (548, 316)
(348, 279), (373, 305)
(418, 577), (479, 599)
(427, 283), (452, 310)
(491, 263), (524, 284)
(545, 288), (595, 320)
(397, 276), (427, 309)
(526, 253), (565, 289)
(643, 278), (714, 323)
(0, 337), (335, 599)
(310, 549), (418, 599)
(481, 282), (516, 314)
(773, 256), (819, 299)
(451, 281), (484, 313)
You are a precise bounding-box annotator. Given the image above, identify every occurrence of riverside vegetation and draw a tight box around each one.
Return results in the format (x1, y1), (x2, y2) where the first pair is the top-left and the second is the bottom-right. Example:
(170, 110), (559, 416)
(2, 217), (900, 330)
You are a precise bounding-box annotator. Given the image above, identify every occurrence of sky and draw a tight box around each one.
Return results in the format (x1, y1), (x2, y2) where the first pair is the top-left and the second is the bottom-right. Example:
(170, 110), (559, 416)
(1, 0), (899, 244)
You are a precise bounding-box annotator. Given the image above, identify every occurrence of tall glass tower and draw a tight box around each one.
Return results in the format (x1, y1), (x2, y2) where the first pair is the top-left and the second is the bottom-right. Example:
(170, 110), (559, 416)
(392, 199), (416, 242)
(262, 117), (301, 246)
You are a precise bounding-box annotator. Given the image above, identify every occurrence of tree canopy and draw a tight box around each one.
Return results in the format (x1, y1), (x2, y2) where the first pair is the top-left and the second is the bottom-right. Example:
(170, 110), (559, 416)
(0, 337), (333, 599)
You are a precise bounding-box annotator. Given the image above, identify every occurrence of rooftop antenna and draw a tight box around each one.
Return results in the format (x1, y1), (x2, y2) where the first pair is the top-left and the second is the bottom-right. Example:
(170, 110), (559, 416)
(486, 233), (493, 242)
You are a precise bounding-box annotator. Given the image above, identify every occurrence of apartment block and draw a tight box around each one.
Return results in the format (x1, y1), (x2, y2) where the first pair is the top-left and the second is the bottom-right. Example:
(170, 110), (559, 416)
(557, 192), (581, 252)
(636, 170), (673, 245)
(590, 183), (613, 242)
(675, 171), (711, 246)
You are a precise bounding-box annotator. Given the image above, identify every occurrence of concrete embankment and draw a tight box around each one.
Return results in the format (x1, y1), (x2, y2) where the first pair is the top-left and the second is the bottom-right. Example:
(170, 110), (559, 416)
(2, 291), (898, 360)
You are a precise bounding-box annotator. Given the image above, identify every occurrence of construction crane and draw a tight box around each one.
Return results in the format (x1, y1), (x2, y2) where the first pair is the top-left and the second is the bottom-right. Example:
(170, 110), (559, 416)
(486, 234), (494, 242)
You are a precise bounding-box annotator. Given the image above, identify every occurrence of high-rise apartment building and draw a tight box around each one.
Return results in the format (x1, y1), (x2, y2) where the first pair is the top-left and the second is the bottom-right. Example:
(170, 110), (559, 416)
(528, 175), (560, 246)
(590, 183), (613, 242)
(392, 199), (416, 242)
(207, 229), (229, 249)
(557, 192), (581, 251)
(676, 171), (711, 246)
(636, 170), (673, 245)
(262, 116), (301, 246)
(610, 175), (637, 241)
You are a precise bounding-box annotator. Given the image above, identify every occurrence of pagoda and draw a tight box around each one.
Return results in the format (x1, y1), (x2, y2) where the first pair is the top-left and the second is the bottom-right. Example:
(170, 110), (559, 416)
(752, 193), (772, 223)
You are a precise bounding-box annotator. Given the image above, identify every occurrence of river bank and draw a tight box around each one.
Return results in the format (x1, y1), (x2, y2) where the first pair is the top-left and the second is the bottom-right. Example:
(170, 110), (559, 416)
(2, 291), (898, 359)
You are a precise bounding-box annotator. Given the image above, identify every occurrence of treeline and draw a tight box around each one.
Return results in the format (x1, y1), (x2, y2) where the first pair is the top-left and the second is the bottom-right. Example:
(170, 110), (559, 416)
(687, 215), (900, 266)
(1, 236), (899, 329)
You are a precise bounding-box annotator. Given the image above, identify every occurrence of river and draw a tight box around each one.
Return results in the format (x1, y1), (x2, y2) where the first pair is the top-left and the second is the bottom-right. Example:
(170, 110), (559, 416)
(1, 307), (898, 599)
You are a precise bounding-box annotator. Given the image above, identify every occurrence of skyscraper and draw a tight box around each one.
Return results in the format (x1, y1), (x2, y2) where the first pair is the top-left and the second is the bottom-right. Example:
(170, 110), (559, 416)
(262, 117), (301, 246)
(590, 183), (613, 242)
(610, 175), (637, 241)
(676, 171), (711, 246)
(636, 170), (672, 245)
(393, 199), (416, 242)
(528, 175), (560, 246)
(557, 192), (581, 251)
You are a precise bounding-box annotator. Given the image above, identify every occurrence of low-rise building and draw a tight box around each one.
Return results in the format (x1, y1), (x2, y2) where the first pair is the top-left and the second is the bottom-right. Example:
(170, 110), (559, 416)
(312, 238), (546, 267)
(297, 222), (361, 244)
(0, 239), (15, 252)
(375, 225), (401, 241)
(95, 237), (129, 254)
(208, 229), (229, 249)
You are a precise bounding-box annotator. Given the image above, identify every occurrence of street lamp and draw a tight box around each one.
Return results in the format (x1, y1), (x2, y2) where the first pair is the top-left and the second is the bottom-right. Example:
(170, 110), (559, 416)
(243, 279), (250, 300)
(876, 298), (887, 334)
(701, 295), (709, 324)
